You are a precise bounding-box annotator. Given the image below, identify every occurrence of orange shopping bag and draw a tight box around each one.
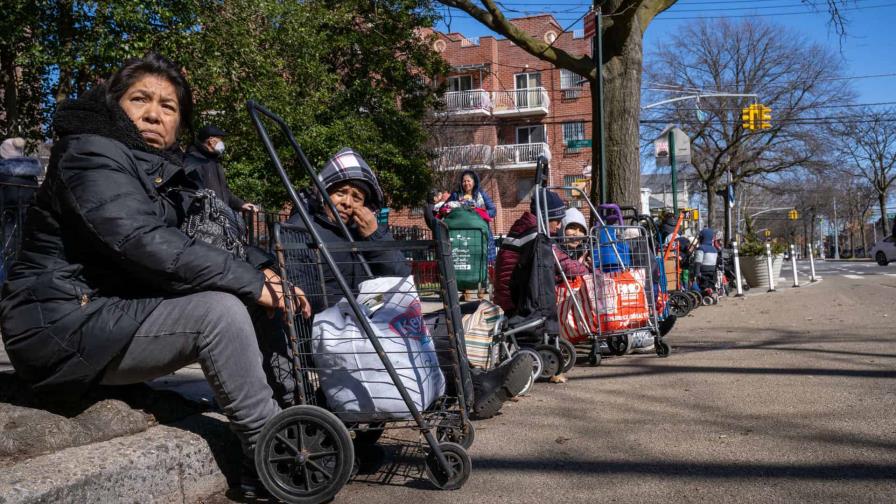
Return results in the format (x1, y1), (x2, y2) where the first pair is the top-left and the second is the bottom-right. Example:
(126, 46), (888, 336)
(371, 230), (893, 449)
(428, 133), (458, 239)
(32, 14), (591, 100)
(599, 268), (650, 332)
(556, 275), (600, 345)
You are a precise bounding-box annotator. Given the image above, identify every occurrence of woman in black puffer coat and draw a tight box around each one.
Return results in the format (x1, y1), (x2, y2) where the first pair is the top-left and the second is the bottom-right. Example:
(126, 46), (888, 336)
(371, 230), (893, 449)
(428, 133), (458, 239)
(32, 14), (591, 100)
(0, 54), (307, 476)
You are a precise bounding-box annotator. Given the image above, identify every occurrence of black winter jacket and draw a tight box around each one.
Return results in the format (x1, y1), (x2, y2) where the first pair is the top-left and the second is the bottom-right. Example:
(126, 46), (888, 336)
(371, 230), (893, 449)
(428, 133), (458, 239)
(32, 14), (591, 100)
(183, 144), (244, 211)
(285, 209), (410, 313)
(0, 87), (265, 395)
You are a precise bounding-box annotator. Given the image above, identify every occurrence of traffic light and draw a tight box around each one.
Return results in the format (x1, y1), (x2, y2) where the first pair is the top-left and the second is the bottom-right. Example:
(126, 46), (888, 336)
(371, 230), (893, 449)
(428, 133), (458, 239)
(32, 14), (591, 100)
(741, 104), (756, 130)
(764, 229), (771, 238)
(741, 104), (772, 130)
(788, 209), (799, 221)
(760, 105), (772, 129)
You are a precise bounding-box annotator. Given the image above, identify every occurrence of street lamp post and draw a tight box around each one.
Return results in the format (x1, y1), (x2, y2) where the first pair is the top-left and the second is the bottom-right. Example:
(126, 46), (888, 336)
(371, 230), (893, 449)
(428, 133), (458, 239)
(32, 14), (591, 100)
(833, 198), (840, 260)
(593, 1), (607, 204)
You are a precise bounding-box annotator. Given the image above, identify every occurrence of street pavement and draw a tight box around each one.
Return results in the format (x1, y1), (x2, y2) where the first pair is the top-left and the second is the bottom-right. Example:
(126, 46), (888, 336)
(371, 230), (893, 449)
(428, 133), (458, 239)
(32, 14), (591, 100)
(204, 262), (896, 503)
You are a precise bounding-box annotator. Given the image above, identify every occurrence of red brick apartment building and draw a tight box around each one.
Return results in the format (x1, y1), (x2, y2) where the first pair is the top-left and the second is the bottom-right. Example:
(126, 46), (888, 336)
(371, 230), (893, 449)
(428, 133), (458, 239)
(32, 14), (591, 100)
(390, 15), (593, 234)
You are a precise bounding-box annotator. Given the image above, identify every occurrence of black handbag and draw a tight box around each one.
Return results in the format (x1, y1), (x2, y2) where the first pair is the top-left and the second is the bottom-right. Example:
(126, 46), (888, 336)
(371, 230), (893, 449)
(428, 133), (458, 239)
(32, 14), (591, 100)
(180, 188), (247, 260)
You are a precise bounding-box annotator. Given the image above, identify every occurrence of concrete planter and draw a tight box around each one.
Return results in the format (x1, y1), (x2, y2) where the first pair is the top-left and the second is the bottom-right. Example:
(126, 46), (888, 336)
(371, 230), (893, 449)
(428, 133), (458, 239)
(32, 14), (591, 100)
(740, 254), (784, 290)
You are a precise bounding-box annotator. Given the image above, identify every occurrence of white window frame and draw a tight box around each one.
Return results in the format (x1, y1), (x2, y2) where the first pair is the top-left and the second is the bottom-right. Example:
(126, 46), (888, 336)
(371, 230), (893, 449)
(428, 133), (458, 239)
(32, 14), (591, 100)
(516, 125), (546, 145)
(448, 75), (473, 92)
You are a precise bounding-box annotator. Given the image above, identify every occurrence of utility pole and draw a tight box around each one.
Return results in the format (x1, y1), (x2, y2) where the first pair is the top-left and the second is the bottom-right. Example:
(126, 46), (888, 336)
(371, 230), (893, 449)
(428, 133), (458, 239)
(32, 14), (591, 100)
(592, 1), (607, 204)
(833, 198), (841, 260)
(724, 169), (733, 246)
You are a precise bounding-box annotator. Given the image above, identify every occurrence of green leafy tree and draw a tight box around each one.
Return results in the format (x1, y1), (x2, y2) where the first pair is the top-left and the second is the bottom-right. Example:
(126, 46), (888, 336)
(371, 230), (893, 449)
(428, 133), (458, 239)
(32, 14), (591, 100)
(2, 0), (446, 209)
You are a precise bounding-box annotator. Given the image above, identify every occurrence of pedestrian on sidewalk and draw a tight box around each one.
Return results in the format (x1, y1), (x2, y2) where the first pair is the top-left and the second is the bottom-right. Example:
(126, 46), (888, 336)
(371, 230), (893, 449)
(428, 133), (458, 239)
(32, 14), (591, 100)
(183, 124), (259, 214)
(0, 54), (310, 491)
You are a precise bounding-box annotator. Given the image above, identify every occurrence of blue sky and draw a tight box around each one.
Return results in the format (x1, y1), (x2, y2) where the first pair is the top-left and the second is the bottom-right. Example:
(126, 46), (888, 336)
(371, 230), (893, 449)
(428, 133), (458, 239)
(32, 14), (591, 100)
(434, 1), (896, 104)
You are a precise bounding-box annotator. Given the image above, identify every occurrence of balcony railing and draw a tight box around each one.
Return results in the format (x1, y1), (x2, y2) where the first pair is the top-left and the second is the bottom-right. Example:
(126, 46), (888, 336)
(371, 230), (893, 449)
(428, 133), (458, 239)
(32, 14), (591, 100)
(443, 89), (491, 114)
(493, 143), (551, 168)
(491, 87), (550, 116)
(434, 144), (493, 171)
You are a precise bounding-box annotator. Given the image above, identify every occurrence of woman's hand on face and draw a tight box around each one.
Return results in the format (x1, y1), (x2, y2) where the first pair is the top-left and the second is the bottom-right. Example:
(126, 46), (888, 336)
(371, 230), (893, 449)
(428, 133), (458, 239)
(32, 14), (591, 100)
(353, 206), (379, 238)
(257, 269), (311, 319)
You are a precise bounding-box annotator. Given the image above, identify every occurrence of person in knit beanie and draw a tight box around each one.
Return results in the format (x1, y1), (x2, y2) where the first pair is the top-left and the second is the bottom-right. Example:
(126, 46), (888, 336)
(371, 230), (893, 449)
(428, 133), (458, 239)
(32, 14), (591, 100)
(0, 138), (27, 160)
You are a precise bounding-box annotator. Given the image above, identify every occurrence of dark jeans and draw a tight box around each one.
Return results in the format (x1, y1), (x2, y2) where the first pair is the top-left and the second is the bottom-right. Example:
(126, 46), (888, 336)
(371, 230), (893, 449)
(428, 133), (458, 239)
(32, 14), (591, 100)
(100, 291), (285, 458)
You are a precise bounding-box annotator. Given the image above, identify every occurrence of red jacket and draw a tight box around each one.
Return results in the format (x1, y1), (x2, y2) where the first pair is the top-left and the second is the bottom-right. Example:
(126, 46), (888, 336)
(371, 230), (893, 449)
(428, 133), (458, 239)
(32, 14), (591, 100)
(494, 212), (589, 313)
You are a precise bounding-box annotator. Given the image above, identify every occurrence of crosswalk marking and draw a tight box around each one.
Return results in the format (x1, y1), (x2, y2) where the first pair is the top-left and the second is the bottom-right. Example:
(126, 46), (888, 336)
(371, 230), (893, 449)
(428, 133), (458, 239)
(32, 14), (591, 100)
(843, 274), (864, 279)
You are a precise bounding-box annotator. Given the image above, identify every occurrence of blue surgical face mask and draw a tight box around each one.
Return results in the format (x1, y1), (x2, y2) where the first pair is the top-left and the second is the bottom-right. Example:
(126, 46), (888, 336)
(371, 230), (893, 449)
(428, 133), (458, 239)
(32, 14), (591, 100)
(213, 140), (225, 155)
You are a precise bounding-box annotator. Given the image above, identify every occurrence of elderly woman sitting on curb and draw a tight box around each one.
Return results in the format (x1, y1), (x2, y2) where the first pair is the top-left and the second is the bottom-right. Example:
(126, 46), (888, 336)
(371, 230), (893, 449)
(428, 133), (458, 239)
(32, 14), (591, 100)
(0, 53), (308, 496)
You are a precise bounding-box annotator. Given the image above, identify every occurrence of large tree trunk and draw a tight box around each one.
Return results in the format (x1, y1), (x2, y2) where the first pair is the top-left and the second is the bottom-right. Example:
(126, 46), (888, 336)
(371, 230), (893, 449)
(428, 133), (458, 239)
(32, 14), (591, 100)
(704, 182), (715, 229)
(597, 16), (644, 208)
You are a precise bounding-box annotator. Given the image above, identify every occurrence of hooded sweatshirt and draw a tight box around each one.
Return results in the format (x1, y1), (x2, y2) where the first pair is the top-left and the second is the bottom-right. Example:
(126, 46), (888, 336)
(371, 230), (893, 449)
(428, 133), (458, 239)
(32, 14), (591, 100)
(692, 228), (720, 276)
(447, 169), (497, 262)
(448, 170), (496, 218)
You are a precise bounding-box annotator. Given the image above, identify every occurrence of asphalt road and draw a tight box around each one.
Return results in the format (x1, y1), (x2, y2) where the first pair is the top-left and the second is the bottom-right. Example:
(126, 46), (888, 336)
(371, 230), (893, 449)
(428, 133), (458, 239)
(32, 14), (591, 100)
(203, 265), (896, 504)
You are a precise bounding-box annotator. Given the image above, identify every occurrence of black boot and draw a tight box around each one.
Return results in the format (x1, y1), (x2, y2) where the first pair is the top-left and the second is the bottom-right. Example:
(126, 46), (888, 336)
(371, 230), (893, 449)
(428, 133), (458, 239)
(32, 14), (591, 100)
(470, 368), (507, 420)
(469, 353), (534, 419)
(499, 352), (535, 397)
(239, 457), (268, 499)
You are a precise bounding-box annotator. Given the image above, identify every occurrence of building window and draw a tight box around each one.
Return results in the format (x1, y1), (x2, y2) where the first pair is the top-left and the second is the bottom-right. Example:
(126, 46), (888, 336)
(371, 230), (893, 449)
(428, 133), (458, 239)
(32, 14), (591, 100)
(517, 177), (536, 202)
(560, 69), (584, 98)
(516, 125), (546, 144)
(563, 175), (587, 209)
(448, 75), (473, 92)
(563, 121), (586, 152)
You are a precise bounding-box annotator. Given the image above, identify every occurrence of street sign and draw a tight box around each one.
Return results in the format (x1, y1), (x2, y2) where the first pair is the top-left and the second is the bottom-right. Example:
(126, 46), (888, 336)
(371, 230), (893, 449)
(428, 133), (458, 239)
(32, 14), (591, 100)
(567, 139), (592, 149)
(654, 126), (691, 166)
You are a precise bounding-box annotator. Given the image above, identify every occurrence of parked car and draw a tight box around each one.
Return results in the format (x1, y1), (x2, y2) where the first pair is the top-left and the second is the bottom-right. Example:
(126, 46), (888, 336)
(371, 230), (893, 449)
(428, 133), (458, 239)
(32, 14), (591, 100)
(870, 236), (896, 266)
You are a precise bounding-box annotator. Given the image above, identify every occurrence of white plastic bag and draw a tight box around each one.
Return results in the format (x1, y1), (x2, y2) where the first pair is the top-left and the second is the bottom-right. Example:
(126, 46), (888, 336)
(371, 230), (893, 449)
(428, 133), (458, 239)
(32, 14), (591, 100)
(311, 276), (446, 421)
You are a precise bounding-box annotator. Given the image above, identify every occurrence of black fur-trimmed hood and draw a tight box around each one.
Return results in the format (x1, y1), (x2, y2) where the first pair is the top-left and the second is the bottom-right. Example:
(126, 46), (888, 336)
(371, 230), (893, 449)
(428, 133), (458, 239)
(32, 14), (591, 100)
(52, 85), (183, 166)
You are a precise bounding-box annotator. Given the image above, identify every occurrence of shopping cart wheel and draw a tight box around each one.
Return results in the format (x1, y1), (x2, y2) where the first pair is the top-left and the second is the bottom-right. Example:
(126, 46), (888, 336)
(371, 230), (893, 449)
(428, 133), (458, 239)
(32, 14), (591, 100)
(515, 347), (543, 386)
(437, 417), (475, 449)
(425, 442), (471, 490)
(588, 351), (602, 366)
(668, 293), (691, 317)
(557, 338), (577, 373)
(535, 344), (562, 380)
(255, 405), (354, 504)
(655, 339), (671, 357)
(687, 291), (701, 308)
(607, 335), (629, 356)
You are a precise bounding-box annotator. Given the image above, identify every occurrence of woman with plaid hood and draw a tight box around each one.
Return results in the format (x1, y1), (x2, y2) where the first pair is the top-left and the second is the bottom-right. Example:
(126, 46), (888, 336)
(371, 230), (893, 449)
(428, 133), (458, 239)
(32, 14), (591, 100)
(286, 148), (409, 312)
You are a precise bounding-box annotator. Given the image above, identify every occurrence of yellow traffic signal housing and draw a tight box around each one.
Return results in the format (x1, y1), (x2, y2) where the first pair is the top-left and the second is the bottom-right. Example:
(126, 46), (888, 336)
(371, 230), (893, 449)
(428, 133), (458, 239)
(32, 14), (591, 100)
(742, 104), (756, 130)
(788, 209), (799, 221)
(764, 229), (771, 238)
(761, 105), (772, 129)
(742, 104), (771, 130)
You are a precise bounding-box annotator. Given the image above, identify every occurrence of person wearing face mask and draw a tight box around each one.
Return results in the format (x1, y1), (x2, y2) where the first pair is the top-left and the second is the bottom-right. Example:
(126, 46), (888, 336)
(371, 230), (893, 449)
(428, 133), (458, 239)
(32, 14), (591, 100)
(183, 124), (258, 213)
